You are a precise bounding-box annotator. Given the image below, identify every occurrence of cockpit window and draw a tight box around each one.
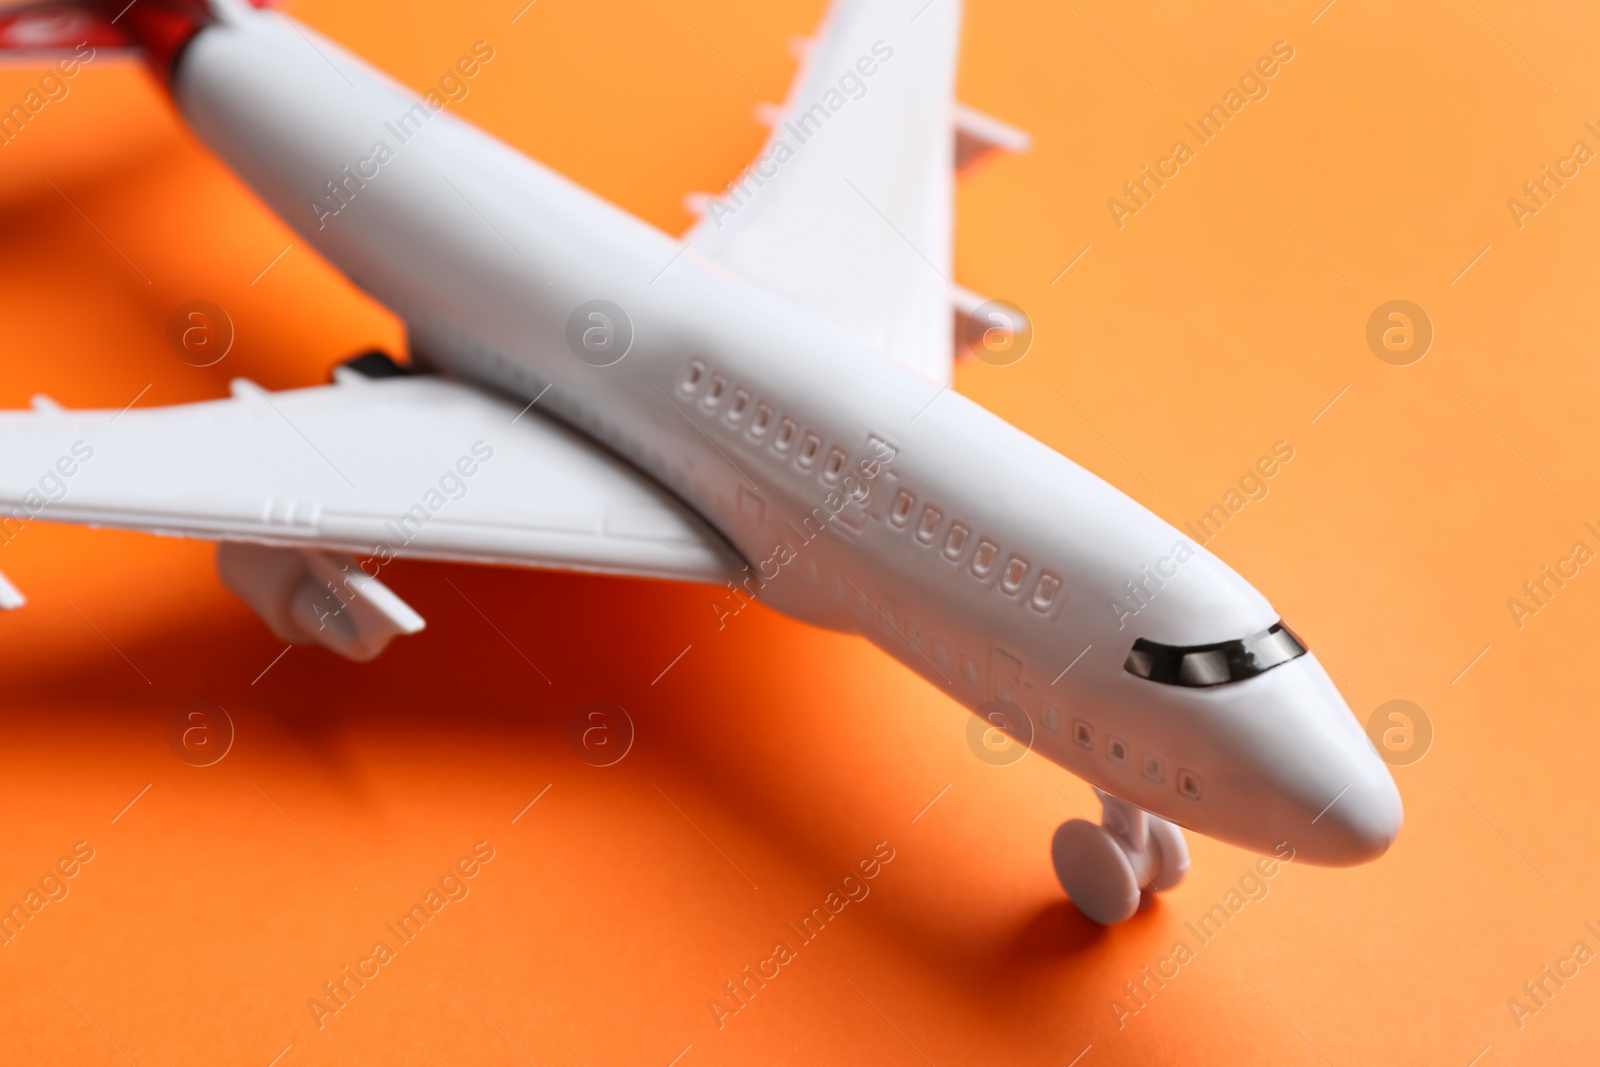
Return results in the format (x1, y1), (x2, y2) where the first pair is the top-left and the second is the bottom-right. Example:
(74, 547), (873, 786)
(1123, 622), (1306, 688)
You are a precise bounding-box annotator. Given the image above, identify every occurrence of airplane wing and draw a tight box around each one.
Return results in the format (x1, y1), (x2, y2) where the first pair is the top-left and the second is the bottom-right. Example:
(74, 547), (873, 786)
(684, 0), (964, 383)
(0, 369), (741, 586)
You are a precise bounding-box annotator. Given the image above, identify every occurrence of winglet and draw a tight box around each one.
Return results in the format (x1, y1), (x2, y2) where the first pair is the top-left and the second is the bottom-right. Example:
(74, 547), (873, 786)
(0, 569), (25, 610)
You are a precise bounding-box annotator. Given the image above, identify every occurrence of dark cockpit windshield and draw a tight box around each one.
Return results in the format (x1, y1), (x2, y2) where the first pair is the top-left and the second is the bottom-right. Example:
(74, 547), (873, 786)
(1124, 622), (1306, 688)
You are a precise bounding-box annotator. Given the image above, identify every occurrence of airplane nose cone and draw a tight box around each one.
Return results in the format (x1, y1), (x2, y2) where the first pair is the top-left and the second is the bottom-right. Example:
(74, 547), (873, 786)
(1179, 648), (1406, 866)
(1309, 770), (1404, 865)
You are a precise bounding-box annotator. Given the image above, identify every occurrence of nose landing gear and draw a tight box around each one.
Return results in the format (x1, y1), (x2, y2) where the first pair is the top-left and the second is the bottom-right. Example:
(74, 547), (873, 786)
(1051, 789), (1189, 925)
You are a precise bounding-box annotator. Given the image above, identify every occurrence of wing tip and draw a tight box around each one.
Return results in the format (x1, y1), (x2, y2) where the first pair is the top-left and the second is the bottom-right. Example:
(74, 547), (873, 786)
(0, 568), (25, 610)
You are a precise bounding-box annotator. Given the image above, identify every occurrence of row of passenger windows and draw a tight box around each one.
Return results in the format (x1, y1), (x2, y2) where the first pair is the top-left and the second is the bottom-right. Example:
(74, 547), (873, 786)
(1057, 712), (1203, 800)
(887, 485), (1063, 614)
(679, 359), (859, 485)
(679, 357), (1063, 617)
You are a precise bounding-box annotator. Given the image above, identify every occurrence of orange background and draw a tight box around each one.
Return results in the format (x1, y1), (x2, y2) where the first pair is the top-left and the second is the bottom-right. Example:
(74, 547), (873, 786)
(3, 0), (1599, 1063)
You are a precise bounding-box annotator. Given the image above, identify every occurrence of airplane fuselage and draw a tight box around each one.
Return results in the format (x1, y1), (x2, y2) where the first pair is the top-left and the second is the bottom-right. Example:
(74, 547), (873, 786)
(168, 9), (1401, 865)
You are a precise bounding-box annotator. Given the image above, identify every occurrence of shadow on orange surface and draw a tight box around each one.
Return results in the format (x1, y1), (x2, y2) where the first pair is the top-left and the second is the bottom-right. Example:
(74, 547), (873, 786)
(5, 0), (1600, 1064)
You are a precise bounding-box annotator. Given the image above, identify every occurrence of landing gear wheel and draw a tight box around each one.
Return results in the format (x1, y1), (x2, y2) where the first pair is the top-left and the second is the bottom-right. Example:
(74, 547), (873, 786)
(1146, 816), (1190, 892)
(1051, 819), (1140, 925)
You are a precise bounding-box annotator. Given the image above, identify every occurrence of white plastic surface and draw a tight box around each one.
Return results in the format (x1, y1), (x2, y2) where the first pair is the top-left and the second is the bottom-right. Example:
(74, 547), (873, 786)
(217, 543), (425, 662)
(0, 0), (1404, 902)
(1051, 819), (1140, 926)
(1146, 815), (1190, 893)
(1096, 788), (1188, 893)
(0, 374), (739, 583)
(1054, 793), (1189, 923)
(0, 568), (22, 610)
(684, 0), (961, 383)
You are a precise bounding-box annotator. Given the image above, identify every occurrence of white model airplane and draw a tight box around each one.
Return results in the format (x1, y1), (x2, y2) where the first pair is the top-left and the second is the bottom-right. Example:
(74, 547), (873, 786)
(0, 0), (1400, 924)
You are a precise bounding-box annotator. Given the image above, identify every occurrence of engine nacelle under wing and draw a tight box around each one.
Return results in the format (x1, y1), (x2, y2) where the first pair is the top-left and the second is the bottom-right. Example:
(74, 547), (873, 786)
(216, 542), (424, 662)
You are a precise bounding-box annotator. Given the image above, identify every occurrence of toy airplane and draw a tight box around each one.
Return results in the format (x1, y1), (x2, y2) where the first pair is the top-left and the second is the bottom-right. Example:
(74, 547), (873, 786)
(0, 0), (1400, 924)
